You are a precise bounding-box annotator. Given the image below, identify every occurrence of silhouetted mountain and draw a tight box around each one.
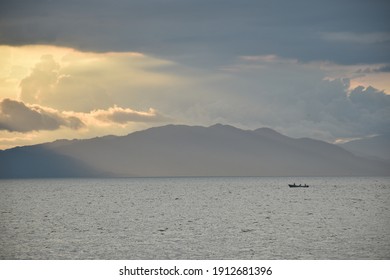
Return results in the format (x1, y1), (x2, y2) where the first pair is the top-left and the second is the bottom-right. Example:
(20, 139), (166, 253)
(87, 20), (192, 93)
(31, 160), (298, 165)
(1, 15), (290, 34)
(1, 124), (389, 178)
(337, 134), (390, 161)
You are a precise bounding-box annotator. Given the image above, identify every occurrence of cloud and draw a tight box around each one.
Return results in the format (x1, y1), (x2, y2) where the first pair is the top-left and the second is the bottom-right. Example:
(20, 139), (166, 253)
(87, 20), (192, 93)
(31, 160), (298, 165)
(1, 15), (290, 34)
(320, 32), (390, 44)
(0, 98), (84, 132)
(347, 86), (390, 135)
(295, 81), (390, 138)
(19, 54), (61, 104)
(350, 86), (390, 111)
(0, 95), (168, 133)
(356, 64), (390, 74)
(18, 53), (112, 112)
(91, 106), (169, 124)
(378, 65), (390, 73)
(16, 48), (184, 112)
(1, 0), (389, 66)
(213, 56), (390, 140)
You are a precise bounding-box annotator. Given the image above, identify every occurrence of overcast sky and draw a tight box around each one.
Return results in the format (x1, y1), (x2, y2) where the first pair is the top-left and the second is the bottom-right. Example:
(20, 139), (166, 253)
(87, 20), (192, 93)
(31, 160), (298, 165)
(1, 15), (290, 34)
(0, 0), (389, 149)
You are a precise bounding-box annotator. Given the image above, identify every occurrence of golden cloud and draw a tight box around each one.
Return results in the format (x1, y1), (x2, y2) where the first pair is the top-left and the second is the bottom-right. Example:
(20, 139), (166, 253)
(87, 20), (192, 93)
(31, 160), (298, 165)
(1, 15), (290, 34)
(91, 106), (169, 124)
(0, 98), (84, 132)
(0, 45), (185, 113)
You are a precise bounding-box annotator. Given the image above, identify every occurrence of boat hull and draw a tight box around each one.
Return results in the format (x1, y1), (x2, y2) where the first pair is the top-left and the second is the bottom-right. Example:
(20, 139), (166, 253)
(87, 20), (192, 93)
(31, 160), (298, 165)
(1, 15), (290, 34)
(289, 184), (309, 188)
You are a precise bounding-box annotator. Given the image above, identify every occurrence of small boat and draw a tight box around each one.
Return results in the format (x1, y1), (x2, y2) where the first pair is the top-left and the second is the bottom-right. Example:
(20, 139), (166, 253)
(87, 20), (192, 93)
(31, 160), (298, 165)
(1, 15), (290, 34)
(289, 183), (309, 188)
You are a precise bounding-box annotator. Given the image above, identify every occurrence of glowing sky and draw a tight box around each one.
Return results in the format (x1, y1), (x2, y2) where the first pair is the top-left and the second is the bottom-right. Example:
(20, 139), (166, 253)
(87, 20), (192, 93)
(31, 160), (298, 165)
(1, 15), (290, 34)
(0, 0), (389, 149)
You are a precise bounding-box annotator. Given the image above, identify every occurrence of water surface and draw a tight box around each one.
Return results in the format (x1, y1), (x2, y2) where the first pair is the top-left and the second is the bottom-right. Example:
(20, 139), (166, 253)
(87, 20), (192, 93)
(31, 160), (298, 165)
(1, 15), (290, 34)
(1, 177), (389, 259)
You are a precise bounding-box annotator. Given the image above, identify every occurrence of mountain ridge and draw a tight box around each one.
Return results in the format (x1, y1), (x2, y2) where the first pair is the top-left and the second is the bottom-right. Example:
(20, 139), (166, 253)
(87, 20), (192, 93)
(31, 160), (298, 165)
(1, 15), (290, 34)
(337, 134), (390, 161)
(1, 124), (389, 178)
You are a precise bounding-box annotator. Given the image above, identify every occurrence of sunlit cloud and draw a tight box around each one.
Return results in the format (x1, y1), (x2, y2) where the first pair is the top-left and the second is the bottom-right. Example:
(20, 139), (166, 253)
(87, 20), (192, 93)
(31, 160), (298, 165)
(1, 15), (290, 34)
(2, 46), (183, 112)
(91, 106), (169, 124)
(0, 98), (84, 132)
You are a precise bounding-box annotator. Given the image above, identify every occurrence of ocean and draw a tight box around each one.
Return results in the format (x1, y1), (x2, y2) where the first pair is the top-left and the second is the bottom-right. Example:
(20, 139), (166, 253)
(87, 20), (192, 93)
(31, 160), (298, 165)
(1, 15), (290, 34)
(1, 177), (389, 259)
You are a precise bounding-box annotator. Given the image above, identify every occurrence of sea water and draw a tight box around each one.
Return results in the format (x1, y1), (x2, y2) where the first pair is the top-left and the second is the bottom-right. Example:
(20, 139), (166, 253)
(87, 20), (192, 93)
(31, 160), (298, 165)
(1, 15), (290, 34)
(0, 177), (389, 259)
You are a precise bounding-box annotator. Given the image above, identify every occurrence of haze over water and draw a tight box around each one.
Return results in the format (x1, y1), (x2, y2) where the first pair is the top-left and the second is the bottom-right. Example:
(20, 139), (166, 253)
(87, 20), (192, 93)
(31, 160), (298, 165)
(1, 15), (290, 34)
(1, 177), (389, 259)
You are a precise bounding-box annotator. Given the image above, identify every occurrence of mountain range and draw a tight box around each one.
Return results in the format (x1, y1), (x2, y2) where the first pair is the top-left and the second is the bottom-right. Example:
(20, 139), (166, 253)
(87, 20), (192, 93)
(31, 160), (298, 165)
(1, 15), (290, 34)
(1, 124), (389, 178)
(337, 134), (390, 161)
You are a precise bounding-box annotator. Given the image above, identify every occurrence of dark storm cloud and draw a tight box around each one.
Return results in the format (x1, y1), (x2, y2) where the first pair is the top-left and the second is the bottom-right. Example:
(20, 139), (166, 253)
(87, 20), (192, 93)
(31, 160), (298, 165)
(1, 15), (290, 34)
(1, 0), (389, 65)
(0, 99), (84, 132)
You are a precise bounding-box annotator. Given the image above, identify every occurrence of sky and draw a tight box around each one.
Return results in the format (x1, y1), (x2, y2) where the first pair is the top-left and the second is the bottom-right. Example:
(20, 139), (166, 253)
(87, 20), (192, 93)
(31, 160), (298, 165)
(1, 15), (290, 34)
(0, 0), (389, 149)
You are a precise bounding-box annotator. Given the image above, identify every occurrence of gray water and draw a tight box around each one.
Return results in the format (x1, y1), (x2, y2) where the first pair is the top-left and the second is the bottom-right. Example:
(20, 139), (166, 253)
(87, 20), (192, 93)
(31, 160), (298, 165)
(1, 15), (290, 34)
(0, 177), (389, 259)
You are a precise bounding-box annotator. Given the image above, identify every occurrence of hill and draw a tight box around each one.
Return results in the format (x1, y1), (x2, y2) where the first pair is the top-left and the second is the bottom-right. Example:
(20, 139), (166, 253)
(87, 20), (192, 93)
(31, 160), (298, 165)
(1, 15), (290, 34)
(1, 124), (388, 177)
(338, 135), (390, 161)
